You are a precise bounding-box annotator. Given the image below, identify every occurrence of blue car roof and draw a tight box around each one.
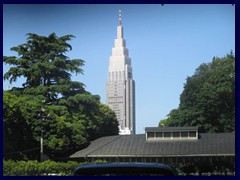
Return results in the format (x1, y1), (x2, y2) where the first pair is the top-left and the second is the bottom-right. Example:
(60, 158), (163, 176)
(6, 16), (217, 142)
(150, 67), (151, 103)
(73, 163), (178, 176)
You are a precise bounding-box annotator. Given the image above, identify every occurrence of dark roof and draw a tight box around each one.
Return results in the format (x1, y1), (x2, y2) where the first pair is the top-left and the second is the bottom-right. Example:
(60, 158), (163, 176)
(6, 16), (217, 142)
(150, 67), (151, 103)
(145, 126), (199, 132)
(70, 133), (235, 158)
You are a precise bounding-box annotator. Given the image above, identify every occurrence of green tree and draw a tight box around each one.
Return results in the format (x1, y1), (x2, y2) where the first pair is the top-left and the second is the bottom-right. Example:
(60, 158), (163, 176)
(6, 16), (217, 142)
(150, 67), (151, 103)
(3, 92), (39, 160)
(3, 33), (119, 160)
(3, 33), (85, 102)
(161, 52), (235, 133)
(158, 118), (168, 127)
(98, 104), (119, 137)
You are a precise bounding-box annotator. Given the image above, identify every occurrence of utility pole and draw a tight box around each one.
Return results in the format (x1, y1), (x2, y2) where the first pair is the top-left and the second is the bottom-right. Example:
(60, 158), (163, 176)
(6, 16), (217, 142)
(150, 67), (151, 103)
(40, 129), (43, 162)
(39, 100), (51, 162)
(40, 100), (45, 162)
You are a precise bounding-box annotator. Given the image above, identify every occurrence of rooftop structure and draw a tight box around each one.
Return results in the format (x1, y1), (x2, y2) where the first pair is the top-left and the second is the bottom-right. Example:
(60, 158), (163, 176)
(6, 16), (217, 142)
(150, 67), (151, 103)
(145, 127), (199, 140)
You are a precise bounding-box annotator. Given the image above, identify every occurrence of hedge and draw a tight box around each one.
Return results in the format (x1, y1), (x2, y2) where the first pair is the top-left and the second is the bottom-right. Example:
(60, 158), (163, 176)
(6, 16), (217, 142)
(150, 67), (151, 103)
(3, 159), (107, 176)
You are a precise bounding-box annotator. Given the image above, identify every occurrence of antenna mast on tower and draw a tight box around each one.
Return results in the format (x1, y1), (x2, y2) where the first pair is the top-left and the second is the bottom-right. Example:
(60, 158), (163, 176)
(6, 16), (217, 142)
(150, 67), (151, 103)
(118, 9), (122, 25)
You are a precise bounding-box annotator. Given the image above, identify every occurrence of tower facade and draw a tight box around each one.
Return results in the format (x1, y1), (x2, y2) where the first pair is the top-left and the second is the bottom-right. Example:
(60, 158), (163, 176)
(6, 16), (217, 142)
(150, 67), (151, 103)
(106, 10), (135, 135)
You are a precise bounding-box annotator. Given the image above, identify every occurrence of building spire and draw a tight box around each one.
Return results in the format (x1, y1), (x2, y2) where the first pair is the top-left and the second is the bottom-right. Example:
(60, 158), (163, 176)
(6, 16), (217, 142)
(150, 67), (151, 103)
(117, 9), (123, 38)
(118, 9), (122, 25)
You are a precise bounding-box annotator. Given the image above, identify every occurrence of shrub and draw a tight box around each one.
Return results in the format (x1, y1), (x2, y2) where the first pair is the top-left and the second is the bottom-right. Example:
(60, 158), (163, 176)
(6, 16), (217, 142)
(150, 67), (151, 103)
(3, 159), (107, 176)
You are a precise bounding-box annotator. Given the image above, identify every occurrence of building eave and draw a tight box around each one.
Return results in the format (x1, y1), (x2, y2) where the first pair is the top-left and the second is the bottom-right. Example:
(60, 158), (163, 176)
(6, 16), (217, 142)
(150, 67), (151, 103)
(71, 154), (235, 158)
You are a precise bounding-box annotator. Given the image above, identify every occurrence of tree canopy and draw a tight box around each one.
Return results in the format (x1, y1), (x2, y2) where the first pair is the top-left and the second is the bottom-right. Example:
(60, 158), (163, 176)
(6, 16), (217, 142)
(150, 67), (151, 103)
(159, 52), (235, 133)
(3, 33), (119, 160)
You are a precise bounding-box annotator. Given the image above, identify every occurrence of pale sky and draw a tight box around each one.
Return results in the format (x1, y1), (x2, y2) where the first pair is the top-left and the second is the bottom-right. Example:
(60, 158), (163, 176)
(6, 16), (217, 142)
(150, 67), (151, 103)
(3, 4), (235, 134)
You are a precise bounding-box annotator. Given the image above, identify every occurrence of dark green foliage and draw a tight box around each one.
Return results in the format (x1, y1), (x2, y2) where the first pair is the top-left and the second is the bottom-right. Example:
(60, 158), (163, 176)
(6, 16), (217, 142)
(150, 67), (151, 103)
(3, 160), (107, 176)
(3, 33), (85, 103)
(4, 33), (84, 87)
(3, 92), (39, 160)
(160, 52), (235, 133)
(3, 33), (119, 160)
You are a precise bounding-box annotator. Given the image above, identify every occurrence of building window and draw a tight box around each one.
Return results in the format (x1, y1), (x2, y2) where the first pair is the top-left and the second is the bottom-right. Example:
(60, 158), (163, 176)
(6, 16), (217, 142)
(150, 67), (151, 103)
(147, 132), (154, 139)
(146, 157), (151, 163)
(189, 131), (197, 137)
(136, 157), (142, 162)
(172, 132), (180, 138)
(163, 132), (171, 138)
(157, 157), (163, 163)
(131, 157), (136, 162)
(128, 72), (131, 78)
(156, 132), (162, 138)
(181, 132), (188, 138)
(151, 157), (157, 163)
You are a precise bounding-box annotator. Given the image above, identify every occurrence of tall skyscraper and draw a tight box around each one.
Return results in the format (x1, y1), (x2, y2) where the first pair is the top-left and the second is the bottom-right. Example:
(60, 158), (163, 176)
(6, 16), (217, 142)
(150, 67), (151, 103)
(106, 10), (135, 135)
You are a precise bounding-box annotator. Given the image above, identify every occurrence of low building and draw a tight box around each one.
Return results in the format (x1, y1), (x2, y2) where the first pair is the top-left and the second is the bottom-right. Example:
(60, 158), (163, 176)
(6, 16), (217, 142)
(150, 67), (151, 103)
(70, 127), (235, 175)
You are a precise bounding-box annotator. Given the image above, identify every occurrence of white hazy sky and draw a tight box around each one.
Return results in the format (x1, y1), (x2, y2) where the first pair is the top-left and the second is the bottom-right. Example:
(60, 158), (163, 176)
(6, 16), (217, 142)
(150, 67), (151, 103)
(3, 4), (235, 134)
